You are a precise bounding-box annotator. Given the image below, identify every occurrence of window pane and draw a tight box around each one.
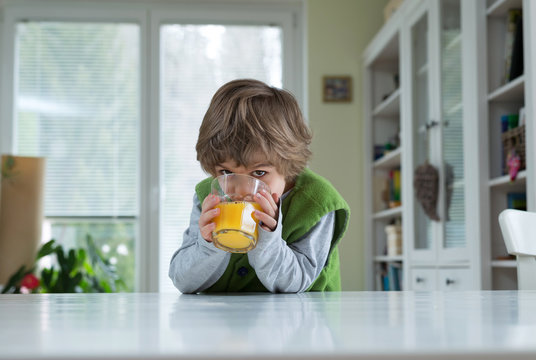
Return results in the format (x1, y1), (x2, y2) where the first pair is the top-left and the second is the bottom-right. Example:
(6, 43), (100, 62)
(15, 22), (140, 291)
(44, 220), (136, 291)
(160, 24), (282, 292)
(441, 0), (465, 248)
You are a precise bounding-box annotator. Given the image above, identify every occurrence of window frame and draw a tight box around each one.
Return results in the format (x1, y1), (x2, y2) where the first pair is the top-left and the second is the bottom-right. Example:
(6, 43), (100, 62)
(0, 0), (305, 292)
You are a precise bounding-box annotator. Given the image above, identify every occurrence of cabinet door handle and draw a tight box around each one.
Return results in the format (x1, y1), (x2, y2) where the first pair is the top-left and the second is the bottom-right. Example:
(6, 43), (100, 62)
(416, 277), (425, 283)
(418, 120), (439, 133)
(445, 278), (456, 286)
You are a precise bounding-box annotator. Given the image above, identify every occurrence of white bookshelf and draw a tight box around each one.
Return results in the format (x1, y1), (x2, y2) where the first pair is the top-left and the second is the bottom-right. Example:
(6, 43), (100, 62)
(363, 0), (535, 291)
(363, 3), (404, 291)
(484, 0), (534, 290)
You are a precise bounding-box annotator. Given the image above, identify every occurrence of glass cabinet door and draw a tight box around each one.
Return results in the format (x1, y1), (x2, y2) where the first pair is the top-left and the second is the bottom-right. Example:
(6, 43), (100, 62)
(439, 0), (467, 258)
(409, 0), (467, 261)
(410, 9), (435, 257)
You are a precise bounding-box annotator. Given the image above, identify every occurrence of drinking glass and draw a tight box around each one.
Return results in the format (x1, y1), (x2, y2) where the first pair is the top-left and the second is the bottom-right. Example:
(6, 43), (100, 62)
(211, 174), (270, 253)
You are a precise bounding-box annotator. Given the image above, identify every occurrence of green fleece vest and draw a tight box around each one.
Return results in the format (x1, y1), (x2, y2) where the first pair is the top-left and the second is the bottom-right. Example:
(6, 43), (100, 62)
(195, 168), (350, 292)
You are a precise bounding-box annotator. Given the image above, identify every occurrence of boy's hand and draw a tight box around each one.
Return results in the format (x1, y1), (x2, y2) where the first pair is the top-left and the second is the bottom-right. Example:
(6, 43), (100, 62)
(254, 190), (280, 232)
(199, 194), (220, 242)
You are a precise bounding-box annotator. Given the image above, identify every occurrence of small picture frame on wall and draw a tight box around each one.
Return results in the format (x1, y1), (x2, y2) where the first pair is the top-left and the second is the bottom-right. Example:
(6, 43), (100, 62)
(323, 76), (352, 103)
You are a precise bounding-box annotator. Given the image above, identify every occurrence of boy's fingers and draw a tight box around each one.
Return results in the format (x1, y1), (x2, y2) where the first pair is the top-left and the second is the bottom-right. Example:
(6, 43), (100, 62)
(202, 194), (220, 211)
(199, 207), (219, 228)
(272, 192), (280, 205)
(255, 191), (278, 218)
(255, 210), (277, 232)
(200, 223), (215, 242)
(199, 197), (220, 242)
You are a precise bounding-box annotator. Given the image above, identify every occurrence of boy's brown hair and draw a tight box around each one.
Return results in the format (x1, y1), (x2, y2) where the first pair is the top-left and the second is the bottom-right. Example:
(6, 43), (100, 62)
(196, 79), (312, 181)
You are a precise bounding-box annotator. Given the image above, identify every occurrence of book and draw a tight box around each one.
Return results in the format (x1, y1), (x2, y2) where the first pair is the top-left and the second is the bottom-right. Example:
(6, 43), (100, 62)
(507, 192), (526, 211)
(508, 11), (523, 81)
(382, 272), (390, 291)
(388, 263), (402, 291)
(504, 9), (522, 83)
(388, 169), (401, 208)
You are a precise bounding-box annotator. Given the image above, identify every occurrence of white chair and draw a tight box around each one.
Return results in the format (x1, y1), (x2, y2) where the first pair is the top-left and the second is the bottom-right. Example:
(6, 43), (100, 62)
(498, 209), (536, 290)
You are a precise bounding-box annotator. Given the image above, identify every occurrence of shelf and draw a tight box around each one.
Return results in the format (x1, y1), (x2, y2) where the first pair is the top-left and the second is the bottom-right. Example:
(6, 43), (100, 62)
(491, 260), (517, 268)
(486, 0), (523, 17)
(374, 255), (403, 263)
(373, 88), (400, 117)
(488, 75), (525, 102)
(488, 170), (526, 189)
(373, 206), (402, 220)
(373, 147), (401, 170)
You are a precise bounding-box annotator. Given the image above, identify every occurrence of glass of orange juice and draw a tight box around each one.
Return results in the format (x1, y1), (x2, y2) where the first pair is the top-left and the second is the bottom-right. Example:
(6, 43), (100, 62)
(211, 174), (270, 253)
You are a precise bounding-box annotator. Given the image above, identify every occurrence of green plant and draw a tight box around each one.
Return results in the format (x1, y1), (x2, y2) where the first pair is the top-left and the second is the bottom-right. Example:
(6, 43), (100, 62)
(1, 235), (125, 294)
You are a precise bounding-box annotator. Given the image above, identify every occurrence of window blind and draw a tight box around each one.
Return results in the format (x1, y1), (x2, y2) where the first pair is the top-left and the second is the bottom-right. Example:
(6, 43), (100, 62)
(15, 22), (140, 217)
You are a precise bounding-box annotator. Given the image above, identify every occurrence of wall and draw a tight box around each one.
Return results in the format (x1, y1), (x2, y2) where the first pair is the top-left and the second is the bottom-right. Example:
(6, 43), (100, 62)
(307, 0), (387, 290)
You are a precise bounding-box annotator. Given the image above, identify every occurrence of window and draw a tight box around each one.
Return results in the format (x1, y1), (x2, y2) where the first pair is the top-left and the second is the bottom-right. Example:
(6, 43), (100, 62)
(1, 1), (303, 292)
(159, 24), (282, 292)
(15, 21), (140, 291)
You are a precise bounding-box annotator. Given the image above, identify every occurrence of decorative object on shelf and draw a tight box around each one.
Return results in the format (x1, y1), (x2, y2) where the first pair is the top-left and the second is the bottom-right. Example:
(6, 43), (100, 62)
(501, 124), (525, 176)
(413, 161), (440, 221)
(383, 0), (404, 22)
(385, 223), (402, 257)
(0, 155), (45, 286)
(373, 130), (401, 160)
(374, 145), (385, 160)
(506, 149), (521, 181)
(1, 236), (125, 294)
(381, 74), (400, 101)
(322, 76), (352, 103)
(384, 142), (395, 154)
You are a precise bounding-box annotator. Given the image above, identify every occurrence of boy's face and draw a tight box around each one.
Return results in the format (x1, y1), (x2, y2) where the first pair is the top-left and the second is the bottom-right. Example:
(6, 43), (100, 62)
(214, 157), (287, 198)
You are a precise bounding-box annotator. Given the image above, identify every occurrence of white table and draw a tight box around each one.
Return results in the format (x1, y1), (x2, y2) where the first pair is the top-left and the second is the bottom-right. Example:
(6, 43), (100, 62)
(1, 291), (536, 359)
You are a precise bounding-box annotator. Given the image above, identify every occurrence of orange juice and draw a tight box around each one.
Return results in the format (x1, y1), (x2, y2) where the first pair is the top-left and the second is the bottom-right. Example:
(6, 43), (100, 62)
(213, 201), (262, 253)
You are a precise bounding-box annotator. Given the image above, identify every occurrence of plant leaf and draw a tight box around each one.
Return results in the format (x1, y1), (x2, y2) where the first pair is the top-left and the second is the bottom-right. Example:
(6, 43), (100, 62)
(1, 265), (29, 294)
(36, 240), (57, 260)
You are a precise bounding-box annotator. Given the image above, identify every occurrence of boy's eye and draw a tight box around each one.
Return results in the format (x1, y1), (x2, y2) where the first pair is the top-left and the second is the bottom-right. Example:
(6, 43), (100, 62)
(220, 169), (233, 175)
(252, 170), (266, 177)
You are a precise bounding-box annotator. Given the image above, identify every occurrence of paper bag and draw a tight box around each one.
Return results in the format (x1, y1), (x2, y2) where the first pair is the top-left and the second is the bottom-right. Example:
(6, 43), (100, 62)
(0, 155), (46, 285)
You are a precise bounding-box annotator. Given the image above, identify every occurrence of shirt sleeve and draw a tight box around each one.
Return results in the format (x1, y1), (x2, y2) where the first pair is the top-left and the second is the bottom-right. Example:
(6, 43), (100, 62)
(247, 209), (335, 293)
(168, 194), (231, 294)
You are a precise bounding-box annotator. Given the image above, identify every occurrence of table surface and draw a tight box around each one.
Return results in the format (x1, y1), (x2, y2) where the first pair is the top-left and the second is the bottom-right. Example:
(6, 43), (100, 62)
(1, 291), (536, 359)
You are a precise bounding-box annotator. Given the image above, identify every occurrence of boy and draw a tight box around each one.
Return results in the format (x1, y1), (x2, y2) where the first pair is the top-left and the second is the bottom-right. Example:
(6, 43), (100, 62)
(169, 79), (350, 293)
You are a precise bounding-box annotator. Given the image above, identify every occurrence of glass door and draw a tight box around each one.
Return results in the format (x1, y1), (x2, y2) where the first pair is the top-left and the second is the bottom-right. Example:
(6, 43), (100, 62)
(439, 0), (467, 260)
(409, 5), (436, 262)
(408, 0), (468, 263)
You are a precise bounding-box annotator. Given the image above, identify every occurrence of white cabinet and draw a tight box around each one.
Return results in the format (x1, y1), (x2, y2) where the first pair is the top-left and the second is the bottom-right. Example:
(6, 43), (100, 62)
(363, 0), (536, 291)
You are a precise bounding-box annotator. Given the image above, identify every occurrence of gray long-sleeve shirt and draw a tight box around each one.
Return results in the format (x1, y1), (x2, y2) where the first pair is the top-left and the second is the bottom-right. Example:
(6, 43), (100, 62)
(169, 191), (335, 293)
